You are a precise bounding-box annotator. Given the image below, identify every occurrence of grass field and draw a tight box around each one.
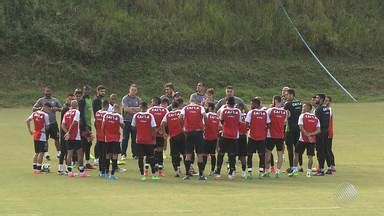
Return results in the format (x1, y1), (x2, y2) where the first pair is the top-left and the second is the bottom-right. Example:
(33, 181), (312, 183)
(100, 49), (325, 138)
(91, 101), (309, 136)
(1, 103), (383, 216)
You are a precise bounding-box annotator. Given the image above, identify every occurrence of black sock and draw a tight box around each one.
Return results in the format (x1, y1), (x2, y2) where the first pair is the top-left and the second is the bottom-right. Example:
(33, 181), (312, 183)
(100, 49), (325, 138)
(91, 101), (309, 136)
(247, 154), (253, 170)
(36, 165), (41, 170)
(111, 159), (118, 175)
(198, 161), (204, 176)
(270, 154), (275, 166)
(138, 157), (144, 175)
(157, 151), (164, 170)
(210, 155), (216, 172)
(299, 154), (303, 167)
(105, 159), (110, 175)
(149, 155), (156, 175)
(67, 165), (72, 172)
(216, 154), (224, 174)
(171, 155), (178, 171)
(241, 160), (246, 172)
(33, 164), (37, 170)
(258, 153), (265, 171)
(185, 160), (192, 176)
(203, 156), (208, 166)
(145, 156), (150, 170)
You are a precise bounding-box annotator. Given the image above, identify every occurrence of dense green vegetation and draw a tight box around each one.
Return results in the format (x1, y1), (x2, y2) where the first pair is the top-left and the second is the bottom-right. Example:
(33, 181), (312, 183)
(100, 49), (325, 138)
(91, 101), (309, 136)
(1, 0), (383, 106)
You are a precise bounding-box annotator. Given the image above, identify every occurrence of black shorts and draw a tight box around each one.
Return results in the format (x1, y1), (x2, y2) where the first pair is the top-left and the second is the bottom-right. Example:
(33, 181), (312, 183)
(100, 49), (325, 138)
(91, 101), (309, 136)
(285, 129), (300, 146)
(170, 133), (186, 156)
(47, 122), (59, 140)
(237, 135), (248, 156)
(247, 138), (265, 154)
(155, 137), (165, 148)
(67, 140), (82, 151)
(266, 138), (284, 151)
(34, 140), (46, 153)
(60, 140), (67, 153)
(137, 144), (155, 157)
(205, 139), (217, 155)
(295, 141), (315, 156)
(98, 141), (106, 155)
(219, 137), (237, 154)
(106, 142), (121, 154)
(186, 131), (205, 154)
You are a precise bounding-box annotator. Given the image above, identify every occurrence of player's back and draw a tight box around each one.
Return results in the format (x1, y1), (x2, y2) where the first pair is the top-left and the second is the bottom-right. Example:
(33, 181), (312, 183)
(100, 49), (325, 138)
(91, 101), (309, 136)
(220, 107), (241, 139)
(247, 108), (269, 141)
(204, 112), (220, 141)
(267, 107), (287, 139)
(181, 104), (205, 132)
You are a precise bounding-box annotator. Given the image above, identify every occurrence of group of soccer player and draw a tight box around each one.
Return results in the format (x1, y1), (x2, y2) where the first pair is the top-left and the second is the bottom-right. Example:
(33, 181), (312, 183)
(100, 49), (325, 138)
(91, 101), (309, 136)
(27, 83), (336, 181)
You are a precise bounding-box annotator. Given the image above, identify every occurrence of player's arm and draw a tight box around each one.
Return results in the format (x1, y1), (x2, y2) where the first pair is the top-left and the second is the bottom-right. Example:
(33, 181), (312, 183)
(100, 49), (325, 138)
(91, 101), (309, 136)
(179, 108), (185, 132)
(299, 125), (309, 136)
(26, 115), (33, 135)
(52, 100), (62, 112)
(119, 114), (125, 129)
(161, 118), (168, 138)
(308, 127), (321, 136)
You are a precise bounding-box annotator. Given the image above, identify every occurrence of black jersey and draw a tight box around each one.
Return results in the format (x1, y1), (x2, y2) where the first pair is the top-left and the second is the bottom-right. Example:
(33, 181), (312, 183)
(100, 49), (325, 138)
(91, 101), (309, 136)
(315, 104), (330, 131)
(284, 99), (302, 132)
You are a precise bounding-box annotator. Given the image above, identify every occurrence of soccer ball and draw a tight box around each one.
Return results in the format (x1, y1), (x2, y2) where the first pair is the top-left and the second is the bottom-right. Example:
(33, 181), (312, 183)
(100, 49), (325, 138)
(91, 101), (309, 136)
(41, 163), (50, 173)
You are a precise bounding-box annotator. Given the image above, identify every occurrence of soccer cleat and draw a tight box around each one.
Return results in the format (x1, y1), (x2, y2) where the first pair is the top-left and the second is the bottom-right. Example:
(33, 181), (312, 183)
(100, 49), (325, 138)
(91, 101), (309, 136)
(258, 171), (263, 179)
(152, 175), (160, 180)
(325, 169), (333, 175)
(288, 170), (298, 177)
(158, 170), (165, 177)
(306, 171), (312, 178)
(270, 166), (276, 174)
(275, 171), (281, 178)
(140, 176), (146, 181)
(331, 166), (336, 173)
(241, 171), (247, 179)
(99, 172), (106, 178)
(209, 170), (215, 177)
(214, 174), (222, 180)
(144, 169), (149, 177)
(85, 164), (96, 170)
(183, 175), (192, 180)
(57, 171), (66, 176)
(68, 172), (77, 177)
(286, 167), (292, 173)
(314, 172), (325, 176)
(93, 159), (99, 166)
(108, 175), (119, 180)
(264, 172), (270, 177)
(80, 172), (90, 177)
(118, 167), (127, 173)
(198, 176), (208, 181)
(228, 174), (235, 180)
(175, 172), (181, 178)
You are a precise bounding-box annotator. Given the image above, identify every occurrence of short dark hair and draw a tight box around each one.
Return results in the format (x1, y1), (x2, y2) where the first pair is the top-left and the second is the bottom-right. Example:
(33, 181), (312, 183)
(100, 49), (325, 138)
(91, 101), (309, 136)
(164, 82), (174, 90)
(227, 96), (235, 106)
(171, 101), (179, 109)
(303, 102), (312, 111)
(273, 95), (282, 103)
(207, 102), (215, 110)
(317, 93), (326, 101)
(226, 85), (233, 90)
(140, 101), (148, 109)
(251, 98), (261, 107)
(152, 97), (161, 105)
(287, 88), (295, 96)
(236, 103), (245, 110)
(83, 85), (91, 90)
(161, 98), (169, 105)
(176, 98), (184, 106)
(96, 85), (105, 92)
(102, 100), (109, 108)
(326, 95), (332, 102)
(206, 88), (214, 95)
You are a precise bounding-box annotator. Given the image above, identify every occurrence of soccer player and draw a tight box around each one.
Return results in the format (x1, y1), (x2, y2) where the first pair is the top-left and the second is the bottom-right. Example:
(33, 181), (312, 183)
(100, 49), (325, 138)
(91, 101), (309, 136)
(236, 103), (249, 178)
(79, 85), (96, 170)
(92, 85), (106, 165)
(131, 102), (158, 181)
(265, 96), (287, 178)
(58, 94), (75, 175)
(179, 97), (207, 180)
(61, 100), (89, 177)
(203, 102), (220, 176)
(314, 94), (331, 176)
(161, 101), (185, 177)
(215, 85), (245, 112)
(284, 88), (303, 173)
(202, 88), (217, 110)
(245, 98), (270, 178)
(27, 103), (50, 174)
(95, 100), (109, 177)
(160, 82), (176, 105)
(289, 102), (320, 177)
(108, 93), (117, 112)
(74, 88), (82, 102)
(102, 104), (124, 180)
(121, 84), (142, 160)
(189, 82), (206, 105)
(215, 97), (241, 180)
(325, 96), (336, 172)
(33, 86), (62, 160)
(148, 97), (169, 176)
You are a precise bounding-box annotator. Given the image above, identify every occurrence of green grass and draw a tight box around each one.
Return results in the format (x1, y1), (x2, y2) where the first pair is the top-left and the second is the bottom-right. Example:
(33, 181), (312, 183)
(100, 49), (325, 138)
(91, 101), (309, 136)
(1, 103), (384, 216)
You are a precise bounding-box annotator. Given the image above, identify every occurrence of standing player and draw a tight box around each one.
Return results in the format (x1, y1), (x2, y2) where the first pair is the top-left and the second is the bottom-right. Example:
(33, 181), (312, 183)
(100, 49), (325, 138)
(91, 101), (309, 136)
(203, 102), (220, 176)
(325, 96), (336, 172)
(215, 85), (244, 112)
(179, 98), (207, 180)
(95, 100), (109, 177)
(61, 100), (90, 177)
(215, 97), (241, 180)
(33, 87), (62, 160)
(245, 98), (270, 178)
(314, 94), (331, 176)
(265, 96), (287, 178)
(148, 97), (169, 176)
(189, 82), (206, 105)
(284, 88), (303, 173)
(236, 103), (249, 178)
(289, 103), (320, 177)
(92, 85), (106, 165)
(27, 103), (50, 174)
(160, 82), (176, 105)
(161, 101), (185, 177)
(102, 104), (124, 180)
(132, 102), (158, 181)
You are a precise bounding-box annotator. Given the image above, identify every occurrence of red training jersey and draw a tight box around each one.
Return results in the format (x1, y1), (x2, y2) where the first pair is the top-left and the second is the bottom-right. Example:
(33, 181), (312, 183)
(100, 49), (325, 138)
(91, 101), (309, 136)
(27, 110), (49, 141)
(298, 112), (320, 143)
(239, 112), (248, 135)
(148, 106), (168, 137)
(267, 107), (287, 139)
(95, 110), (107, 142)
(132, 112), (156, 144)
(245, 108), (270, 141)
(103, 113), (124, 142)
(162, 110), (182, 138)
(62, 109), (81, 141)
(204, 112), (220, 141)
(180, 104), (205, 132)
(220, 107), (241, 139)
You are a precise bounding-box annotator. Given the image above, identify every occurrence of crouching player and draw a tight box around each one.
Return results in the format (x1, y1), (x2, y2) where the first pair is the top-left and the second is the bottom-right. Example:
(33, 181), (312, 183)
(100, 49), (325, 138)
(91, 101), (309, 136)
(132, 102), (158, 181)
(161, 101), (185, 177)
(289, 103), (320, 177)
(62, 100), (90, 177)
(102, 104), (124, 180)
(26, 103), (50, 174)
